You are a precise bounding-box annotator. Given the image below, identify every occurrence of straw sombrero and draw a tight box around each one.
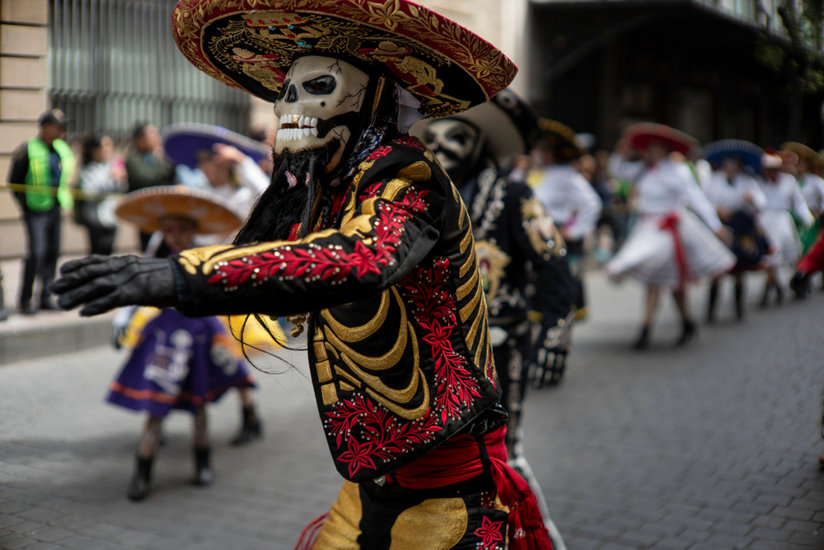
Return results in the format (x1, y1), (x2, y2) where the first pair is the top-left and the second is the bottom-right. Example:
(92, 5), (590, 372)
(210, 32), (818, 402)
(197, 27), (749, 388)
(539, 118), (584, 162)
(780, 141), (824, 171)
(163, 122), (270, 169)
(171, 0), (517, 117)
(411, 89), (540, 159)
(703, 139), (764, 174)
(623, 123), (699, 155)
(115, 186), (242, 235)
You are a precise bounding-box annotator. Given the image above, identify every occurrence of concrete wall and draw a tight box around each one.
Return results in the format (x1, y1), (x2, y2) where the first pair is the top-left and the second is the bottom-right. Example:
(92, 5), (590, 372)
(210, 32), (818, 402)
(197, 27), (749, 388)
(0, 0), (51, 261)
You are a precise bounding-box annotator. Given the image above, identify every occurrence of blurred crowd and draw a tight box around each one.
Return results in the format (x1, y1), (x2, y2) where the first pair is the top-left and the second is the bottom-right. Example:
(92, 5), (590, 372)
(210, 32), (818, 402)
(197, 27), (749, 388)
(4, 109), (824, 356)
(1, 110), (276, 320)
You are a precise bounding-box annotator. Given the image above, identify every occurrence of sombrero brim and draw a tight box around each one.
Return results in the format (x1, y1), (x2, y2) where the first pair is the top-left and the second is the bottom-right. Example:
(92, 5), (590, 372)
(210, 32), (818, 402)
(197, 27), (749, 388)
(411, 89), (540, 159)
(703, 139), (764, 174)
(780, 141), (824, 170)
(163, 122), (270, 169)
(171, 0), (517, 117)
(115, 186), (242, 235)
(623, 123), (698, 155)
(539, 119), (583, 162)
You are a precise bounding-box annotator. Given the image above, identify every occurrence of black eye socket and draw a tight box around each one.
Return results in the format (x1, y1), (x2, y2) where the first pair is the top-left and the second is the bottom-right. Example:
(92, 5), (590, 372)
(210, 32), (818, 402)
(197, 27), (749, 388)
(277, 79), (291, 101)
(303, 75), (337, 95)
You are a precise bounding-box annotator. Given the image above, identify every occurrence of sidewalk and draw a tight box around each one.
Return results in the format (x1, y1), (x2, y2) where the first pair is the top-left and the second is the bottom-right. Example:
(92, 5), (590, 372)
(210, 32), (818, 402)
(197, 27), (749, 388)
(0, 258), (115, 364)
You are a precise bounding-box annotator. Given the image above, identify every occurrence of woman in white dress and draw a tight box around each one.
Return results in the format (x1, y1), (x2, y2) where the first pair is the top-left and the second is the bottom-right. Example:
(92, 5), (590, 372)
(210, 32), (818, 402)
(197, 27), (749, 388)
(758, 150), (814, 305)
(701, 140), (769, 322)
(606, 123), (735, 349)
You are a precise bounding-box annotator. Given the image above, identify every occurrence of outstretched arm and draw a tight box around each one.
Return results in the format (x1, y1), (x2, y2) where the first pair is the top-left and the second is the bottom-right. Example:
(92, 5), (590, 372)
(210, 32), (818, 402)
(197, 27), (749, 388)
(55, 170), (444, 317)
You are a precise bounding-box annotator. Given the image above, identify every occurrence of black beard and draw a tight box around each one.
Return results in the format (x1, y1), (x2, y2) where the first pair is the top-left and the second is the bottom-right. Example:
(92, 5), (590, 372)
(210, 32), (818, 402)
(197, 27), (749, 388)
(234, 139), (341, 245)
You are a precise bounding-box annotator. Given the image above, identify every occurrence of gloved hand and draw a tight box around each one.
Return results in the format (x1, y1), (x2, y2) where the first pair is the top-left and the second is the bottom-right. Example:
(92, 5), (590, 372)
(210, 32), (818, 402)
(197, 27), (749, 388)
(528, 347), (568, 388)
(53, 255), (177, 316)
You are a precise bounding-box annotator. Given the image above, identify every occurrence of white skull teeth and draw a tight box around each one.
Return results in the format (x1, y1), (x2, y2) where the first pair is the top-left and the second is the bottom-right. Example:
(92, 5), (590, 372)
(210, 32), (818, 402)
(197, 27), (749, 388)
(276, 114), (320, 142)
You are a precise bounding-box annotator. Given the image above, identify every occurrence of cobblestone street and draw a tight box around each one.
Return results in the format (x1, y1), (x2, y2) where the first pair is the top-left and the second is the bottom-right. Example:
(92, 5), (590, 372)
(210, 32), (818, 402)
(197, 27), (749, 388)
(1, 272), (823, 549)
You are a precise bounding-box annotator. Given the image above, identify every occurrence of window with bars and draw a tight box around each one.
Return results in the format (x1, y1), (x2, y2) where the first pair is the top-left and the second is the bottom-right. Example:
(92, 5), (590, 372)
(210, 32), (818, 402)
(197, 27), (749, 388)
(47, 0), (251, 142)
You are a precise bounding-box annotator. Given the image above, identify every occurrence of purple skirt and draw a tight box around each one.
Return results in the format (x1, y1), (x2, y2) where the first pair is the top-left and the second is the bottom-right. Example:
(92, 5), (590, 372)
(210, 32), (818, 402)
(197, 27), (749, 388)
(107, 309), (256, 417)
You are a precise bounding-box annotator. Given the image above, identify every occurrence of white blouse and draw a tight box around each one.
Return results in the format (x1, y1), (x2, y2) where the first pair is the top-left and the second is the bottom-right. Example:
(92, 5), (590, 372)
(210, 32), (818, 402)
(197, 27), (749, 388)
(800, 173), (824, 215)
(759, 172), (814, 226)
(533, 164), (603, 240)
(702, 171), (766, 213)
(610, 155), (723, 231)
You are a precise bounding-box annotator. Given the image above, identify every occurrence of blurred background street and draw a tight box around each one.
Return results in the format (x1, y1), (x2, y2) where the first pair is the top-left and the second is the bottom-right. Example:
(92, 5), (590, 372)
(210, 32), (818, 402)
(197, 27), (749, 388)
(1, 270), (823, 550)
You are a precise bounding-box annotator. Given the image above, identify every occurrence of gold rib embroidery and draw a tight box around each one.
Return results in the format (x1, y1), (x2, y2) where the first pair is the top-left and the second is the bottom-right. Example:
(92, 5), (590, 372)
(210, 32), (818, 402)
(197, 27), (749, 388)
(459, 246), (477, 278)
(459, 284), (482, 322)
(456, 265), (479, 301)
(320, 290), (389, 343)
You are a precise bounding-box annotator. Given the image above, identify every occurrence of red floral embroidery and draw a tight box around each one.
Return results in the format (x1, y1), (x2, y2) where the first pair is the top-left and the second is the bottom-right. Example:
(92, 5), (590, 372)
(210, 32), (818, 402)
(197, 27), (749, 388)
(325, 394), (441, 477)
(394, 136), (424, 150)
(474, 515), (505, 549)
(366, 145), (392, 161)
(399, 259), (481, 423)
(207, 187), (430, 290)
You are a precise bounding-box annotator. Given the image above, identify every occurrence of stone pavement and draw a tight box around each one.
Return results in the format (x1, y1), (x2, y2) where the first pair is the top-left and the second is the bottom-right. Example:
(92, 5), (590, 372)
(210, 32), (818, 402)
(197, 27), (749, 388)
(1, 270), (823, 549)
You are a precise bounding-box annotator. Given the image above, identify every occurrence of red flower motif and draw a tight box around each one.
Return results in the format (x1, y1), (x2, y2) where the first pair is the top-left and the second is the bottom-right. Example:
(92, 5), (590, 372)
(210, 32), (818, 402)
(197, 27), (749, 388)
(366, 146), (392, 161)
(474, 515), (505, 549)
(337, 436), (376, 478)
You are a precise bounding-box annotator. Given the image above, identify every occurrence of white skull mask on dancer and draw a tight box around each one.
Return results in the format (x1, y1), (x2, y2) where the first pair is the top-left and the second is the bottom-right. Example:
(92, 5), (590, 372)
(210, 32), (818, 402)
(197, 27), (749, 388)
(422, 118), (483, 182)
(274, 56), (370, 172)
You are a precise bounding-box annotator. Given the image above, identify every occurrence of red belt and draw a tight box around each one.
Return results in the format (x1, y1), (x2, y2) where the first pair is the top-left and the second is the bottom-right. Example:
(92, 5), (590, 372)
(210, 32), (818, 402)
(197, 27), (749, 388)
(659, 212), (688, 288)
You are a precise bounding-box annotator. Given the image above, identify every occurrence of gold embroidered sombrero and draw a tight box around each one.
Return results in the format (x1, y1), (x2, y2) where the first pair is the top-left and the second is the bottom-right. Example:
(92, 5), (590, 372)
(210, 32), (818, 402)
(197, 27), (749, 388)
(115, 185), (242, 235)
(171, 0), (517, 117)
(539, 118), (583, 162)
(780, 141), (824, 171)
(622, 122), (699, 155)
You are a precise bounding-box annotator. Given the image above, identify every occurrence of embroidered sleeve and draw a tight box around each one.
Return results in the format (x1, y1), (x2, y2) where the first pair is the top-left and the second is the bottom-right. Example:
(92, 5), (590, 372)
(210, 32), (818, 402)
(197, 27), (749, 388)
(172, 163), (444, 318)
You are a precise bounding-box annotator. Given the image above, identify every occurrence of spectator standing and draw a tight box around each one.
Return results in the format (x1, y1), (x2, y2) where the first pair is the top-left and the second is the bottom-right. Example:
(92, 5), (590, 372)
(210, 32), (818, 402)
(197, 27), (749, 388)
(75, 135), (127, 255)
(7, 109), (75, 314)
(125, 123), (176, 250)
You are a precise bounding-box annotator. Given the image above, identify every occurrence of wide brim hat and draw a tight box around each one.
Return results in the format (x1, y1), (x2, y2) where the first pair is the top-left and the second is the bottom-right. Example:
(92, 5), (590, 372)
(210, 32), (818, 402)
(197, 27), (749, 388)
(703, 139), (764, 174)
(539, 118), (584, 162)
(780, 141), (824, 171)
(171, 0), (517, 117)
(115, 185), (242, 235)
(622, 122), (699, 155)
(162, 122), (270, 169)
(410, 89), (541, 159)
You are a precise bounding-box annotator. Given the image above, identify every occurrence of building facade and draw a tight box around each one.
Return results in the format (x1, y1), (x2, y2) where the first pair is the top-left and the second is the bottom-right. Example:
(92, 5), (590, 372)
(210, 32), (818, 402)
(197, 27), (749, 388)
(528, 0), (824, 149)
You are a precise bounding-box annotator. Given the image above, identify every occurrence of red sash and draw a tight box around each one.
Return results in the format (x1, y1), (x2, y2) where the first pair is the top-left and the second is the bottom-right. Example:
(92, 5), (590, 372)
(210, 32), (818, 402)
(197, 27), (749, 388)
(658, 212), (688, 288)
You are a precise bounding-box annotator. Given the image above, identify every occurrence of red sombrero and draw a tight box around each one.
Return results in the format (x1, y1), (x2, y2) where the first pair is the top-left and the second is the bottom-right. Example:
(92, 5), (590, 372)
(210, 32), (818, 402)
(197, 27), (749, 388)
(622, 123), (699, 155)
(171, 0), (517, 117)
(115, 186), (242, 235)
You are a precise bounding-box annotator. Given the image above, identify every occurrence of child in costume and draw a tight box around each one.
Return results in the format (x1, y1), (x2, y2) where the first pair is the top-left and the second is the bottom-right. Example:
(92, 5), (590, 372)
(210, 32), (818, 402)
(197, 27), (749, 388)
(107, 186), (257, 501)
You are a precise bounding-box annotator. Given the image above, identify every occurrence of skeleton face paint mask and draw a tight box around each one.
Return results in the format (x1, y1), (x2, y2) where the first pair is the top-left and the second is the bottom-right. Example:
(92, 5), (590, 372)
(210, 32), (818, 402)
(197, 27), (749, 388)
(422, 118), (482, 181)
(274, 56), (370, 173)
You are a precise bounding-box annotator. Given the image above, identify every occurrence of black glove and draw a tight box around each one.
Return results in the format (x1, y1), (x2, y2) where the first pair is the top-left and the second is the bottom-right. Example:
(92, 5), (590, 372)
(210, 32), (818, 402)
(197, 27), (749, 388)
(53, 255), (177, 316)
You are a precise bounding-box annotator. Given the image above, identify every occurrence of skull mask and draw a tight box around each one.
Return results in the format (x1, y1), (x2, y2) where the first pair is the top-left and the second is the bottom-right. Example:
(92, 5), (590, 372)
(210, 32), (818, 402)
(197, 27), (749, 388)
(274, 56), (370, 173)
(422, 118), (484, 183)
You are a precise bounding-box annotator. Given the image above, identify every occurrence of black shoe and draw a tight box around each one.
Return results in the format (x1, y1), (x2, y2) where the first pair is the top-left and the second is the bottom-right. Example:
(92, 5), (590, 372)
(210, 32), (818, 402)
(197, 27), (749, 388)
(231, 406), (262, 446)
(39, 295), (59, 311)
(0, 308), (8, 322)
(633, 326), (650, 350)
(19, 303), (37, 316)
(127, 455), (153, 501)
(790, 272), (809, 300)
(193, 447), (213, 486)
(676, 320), (696, 347)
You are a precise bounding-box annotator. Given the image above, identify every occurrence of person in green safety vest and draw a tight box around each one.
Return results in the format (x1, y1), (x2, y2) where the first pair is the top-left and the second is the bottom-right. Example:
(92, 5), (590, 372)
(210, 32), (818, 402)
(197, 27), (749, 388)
(8, 109), (76, 315)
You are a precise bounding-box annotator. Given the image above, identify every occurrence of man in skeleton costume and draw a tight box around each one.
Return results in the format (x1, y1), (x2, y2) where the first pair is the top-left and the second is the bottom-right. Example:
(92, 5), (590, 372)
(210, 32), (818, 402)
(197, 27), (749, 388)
(54, 1), (553, 548)
(415, 89), (574, 550)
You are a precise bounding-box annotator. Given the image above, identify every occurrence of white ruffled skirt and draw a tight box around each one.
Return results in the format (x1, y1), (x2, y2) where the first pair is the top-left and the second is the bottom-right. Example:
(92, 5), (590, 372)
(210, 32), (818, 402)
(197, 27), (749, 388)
(760, 210), (802, 267)
(605, 210), (735, 288)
